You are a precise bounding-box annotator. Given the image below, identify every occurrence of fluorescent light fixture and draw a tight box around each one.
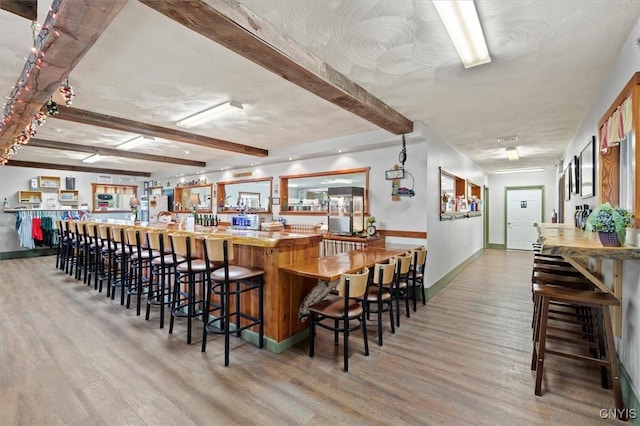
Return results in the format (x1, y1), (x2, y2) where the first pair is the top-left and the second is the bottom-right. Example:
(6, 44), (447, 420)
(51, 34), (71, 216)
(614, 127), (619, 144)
(505, 146), (519, 160)
(176, 101), (243, 128)
(433, 0), (491, 68)
(82, 154), (103, 163)
(495, 168), (544, 175)
(117, 135), (155, 150)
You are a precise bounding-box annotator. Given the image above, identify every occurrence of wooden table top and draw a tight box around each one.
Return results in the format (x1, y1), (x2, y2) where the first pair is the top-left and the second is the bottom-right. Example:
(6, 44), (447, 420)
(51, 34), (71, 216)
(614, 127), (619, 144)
(280, 245), (420, 281)
(536, 223), (640, 260)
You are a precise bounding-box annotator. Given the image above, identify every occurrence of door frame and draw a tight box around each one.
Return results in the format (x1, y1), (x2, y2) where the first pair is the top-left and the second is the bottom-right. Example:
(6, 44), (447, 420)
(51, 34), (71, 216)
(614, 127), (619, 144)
(504, 185), (545, 249)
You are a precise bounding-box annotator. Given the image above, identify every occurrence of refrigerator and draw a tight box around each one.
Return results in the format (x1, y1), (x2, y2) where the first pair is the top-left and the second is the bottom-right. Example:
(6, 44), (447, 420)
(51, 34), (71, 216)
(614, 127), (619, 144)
(148, 194), (169, 221)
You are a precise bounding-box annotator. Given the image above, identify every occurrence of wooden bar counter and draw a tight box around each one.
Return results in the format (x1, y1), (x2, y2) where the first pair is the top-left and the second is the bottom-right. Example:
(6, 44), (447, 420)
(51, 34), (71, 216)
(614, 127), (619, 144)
(150, 223), (323, 352)
(536, 222), (640, 336)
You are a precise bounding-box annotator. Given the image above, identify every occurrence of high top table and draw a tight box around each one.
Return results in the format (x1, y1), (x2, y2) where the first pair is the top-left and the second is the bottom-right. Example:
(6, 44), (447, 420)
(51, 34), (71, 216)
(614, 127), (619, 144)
(536, 222), (640, 336)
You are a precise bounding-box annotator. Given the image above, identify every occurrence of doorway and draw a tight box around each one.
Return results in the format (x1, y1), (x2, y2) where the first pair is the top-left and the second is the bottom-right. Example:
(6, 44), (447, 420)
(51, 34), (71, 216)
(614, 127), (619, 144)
(506, 186), (543, 250)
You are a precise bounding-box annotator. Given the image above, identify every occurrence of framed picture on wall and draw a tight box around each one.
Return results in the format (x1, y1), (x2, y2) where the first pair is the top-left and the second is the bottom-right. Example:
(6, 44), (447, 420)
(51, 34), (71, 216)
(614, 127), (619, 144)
(564, 164), (571, 201)
(580, 136), (595, 197)
(572, 155), (580, 194)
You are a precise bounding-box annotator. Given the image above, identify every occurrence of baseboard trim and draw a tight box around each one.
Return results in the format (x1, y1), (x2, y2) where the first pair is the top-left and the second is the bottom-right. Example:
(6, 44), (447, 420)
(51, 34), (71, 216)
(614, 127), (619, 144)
(486, 243), (506, 250)
(0, 248), (57, 260)
(425, 248), (484, 301)
(619, 361), (640, 424)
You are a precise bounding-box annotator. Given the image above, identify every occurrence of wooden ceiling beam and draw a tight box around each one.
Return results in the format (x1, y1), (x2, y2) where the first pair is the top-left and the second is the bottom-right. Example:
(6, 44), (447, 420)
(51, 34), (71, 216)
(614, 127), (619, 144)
(6, 160), (151, 177)
(0, 0), (128, 148)
(27, 138), (206, 167)
(138, 0), (413, 135)
(53, 106), (268, 157)
(0, 0), (38, 21)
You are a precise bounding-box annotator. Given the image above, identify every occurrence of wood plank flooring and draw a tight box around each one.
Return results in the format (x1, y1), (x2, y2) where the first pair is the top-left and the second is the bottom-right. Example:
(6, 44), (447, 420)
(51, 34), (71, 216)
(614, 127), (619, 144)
(0, 249), (628, 425)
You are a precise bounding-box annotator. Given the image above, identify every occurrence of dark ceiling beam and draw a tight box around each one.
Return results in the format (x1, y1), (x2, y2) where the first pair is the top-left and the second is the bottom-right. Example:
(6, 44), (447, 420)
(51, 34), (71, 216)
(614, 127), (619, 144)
(28, 138), (206, 167)
(0, 0), (38, 20)
(6, 160), (151, 177)
(53, 107), (268, 157)
(0, 0), (128, 148)
(137, 0), (413, 135)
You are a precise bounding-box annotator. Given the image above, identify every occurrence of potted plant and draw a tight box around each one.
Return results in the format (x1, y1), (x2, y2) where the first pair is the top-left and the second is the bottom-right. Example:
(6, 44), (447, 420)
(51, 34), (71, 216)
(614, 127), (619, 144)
(586, 203), (632, 246)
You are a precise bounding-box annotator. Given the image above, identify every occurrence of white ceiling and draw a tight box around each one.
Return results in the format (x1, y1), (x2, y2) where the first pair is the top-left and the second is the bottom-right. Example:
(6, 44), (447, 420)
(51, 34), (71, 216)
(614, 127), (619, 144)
(2, 0), (639, 176)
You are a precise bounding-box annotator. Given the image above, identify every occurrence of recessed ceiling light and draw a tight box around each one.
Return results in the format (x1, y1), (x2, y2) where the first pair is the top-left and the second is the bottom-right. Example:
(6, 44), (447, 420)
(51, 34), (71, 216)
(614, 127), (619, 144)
(176, 101), (243, 128)
(55, 128), (62, 133)
(184, 150), (190, 154)
(338, 149), (343, 153)
(289, 157), (293, 161)
(250, 163), (255, 166)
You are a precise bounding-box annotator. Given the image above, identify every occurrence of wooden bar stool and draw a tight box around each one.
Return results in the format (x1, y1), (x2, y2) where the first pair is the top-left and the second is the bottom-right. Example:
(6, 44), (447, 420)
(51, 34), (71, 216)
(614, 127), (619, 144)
(125, 228), (158, 316)
(200, 237), (265, 366)
(309, 267), (370, 372)
(168, 233), (211, 344)
(146, 230), (185, 328)
(110, 225), (131, 305)
(365, 260), (396, 346)
(409, 247), (427, 312)
(531, 283), (626, 420)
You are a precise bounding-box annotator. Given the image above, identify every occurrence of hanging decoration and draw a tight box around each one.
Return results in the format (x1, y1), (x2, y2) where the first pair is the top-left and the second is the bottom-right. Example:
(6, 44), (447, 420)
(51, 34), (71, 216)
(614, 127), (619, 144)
(0, 0), (62, 166)
(34, 110), (46, 126)
(59, 78), (75, 106)
(45, 97), (59, 116)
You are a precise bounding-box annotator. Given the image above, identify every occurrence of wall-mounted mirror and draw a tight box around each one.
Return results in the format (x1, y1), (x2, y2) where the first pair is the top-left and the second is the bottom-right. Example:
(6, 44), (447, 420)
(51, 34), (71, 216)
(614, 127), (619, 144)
(440, 170), (455, 214)
(216, 177), (272, 213)
(174, 183), (213, 213)
(280, 167), (370, 215)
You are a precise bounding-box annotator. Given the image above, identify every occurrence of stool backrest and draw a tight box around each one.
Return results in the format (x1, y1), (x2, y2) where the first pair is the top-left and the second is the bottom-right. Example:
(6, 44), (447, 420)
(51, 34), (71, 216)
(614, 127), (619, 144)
(395, 254), (412, 275)
(169, 233), (199, 258)
(201, 237), (234, 262)
(336, 267), (369, 299)
(125, 228), (142, 249)
(146, 230), (167, 252)
(412, 248), (427, 271)
(373, 259), (396, 285)
(110, 226), (126, 244)
(98, 224), (111, 240)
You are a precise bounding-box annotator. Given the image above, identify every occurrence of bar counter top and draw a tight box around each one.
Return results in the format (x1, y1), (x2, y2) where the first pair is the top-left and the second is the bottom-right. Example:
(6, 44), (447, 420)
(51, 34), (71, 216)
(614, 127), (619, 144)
(148, 223), (324, 248)
(536, 222), (640, 260)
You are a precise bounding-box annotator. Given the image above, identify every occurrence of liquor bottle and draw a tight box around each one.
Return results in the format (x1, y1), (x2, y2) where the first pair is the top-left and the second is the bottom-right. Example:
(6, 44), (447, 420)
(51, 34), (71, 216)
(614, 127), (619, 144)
(551, 209), (558, 223)
(574, 205), (582, 228)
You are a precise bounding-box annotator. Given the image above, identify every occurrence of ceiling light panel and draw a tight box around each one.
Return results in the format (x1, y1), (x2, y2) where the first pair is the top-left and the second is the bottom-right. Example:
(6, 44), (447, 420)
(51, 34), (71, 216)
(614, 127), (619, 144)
(82, 154), (103, 163)
(433, 0), (491, 68)
(117, 135), (155, 150)
(176, 101), (243, 128)
(505, 147), (519, 160)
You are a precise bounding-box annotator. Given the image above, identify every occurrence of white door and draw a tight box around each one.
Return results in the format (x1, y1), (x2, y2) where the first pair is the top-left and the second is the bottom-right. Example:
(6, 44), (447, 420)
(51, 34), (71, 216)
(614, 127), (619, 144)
(506, 188), (543, 250)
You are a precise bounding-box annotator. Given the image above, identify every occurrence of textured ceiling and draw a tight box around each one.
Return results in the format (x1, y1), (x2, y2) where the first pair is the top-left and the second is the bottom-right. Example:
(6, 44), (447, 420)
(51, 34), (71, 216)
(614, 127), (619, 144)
(2, 0), (640, 175)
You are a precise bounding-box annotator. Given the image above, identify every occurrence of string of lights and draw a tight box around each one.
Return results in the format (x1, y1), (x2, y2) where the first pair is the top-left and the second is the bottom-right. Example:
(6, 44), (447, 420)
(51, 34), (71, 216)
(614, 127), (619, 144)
(0, 0), (63, 166)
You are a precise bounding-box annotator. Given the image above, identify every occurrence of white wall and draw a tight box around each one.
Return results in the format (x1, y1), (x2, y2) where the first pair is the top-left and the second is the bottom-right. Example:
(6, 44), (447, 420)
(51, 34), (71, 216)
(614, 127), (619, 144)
(559, 15), (640, 404)
(0, 166), (146, 253)
(488, 170), (558, 245)
(154, 121), (487, 288)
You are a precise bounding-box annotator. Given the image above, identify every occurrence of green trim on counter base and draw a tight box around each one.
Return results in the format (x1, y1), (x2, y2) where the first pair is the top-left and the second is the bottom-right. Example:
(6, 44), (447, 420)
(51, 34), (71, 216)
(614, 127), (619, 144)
(425, 248), (484, 301)
(243, 329), (310, 354)
(486, 243), (506, 250)
(0, 248), (56, 260)
(620, 361), (640, 425)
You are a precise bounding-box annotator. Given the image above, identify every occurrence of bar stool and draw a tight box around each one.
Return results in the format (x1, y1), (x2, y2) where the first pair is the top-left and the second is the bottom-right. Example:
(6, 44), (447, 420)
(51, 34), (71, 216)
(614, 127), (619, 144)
(168, 233), (211, 344)
(531, 283), (626, 420)
(98, 224), (116, 296)
(309, 267), (370, 372)
(125, 228), (158, 316)
(54, 219), (65, 270)
(365, 260), (396, 346)
(408, 247), (427, 312)
(146, 230), (185, 328)
(83, 223), (100, 288)
(391, 253), (412, 325)
(110, 225), (131, 305)
(200, 237), (265, 366)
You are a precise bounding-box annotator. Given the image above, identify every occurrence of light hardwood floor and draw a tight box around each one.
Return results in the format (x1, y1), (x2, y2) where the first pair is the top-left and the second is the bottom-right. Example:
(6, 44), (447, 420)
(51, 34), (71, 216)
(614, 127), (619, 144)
(0, 249), (628, 425)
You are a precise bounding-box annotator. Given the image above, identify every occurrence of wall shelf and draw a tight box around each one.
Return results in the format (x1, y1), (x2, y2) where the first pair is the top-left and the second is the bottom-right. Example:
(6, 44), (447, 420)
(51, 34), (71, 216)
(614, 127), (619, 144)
(58, 189), (79, 203)
(18, 191), (42, 204)
(39, 176), (61, 189)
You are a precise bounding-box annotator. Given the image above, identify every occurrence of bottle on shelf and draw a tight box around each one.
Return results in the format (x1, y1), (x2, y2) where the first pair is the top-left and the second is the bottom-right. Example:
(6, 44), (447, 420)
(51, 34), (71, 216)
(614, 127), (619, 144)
(574, 205), (582, 228)
(551, 209), (558, 223)
(580, 204), (591, 230)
